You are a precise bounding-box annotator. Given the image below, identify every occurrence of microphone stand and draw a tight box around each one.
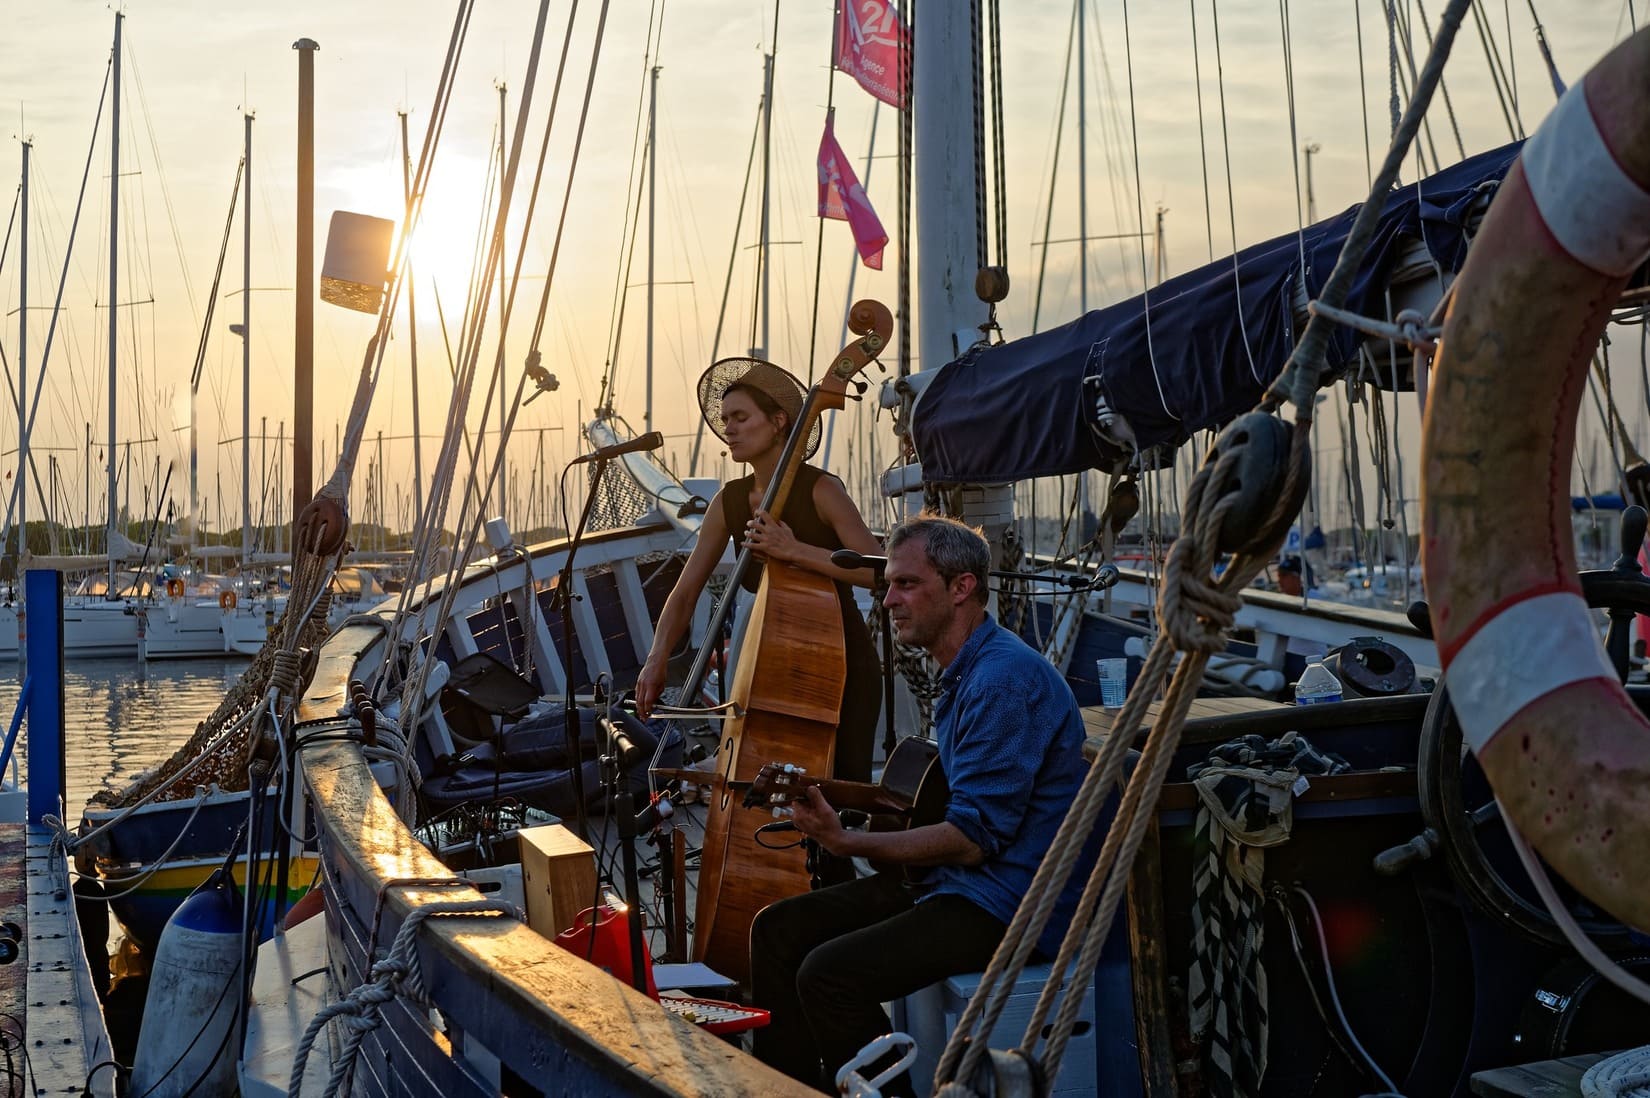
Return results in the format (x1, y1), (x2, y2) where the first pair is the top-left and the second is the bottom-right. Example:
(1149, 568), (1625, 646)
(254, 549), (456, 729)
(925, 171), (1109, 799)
(600, 713), (666, 995)
(556, 454), (615, 843)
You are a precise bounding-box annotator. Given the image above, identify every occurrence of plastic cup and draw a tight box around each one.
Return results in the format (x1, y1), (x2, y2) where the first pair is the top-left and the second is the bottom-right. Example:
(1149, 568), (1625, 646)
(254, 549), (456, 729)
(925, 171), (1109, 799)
(1097, 657), (1128, 709)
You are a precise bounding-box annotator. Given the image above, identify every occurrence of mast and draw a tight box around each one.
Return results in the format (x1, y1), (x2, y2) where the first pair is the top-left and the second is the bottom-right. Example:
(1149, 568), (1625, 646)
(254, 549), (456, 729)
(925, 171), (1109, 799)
(495, 80), (508, 520)
(914, 11), (988, 380)
(242, 112), (253, 576)
(755, 50), (774, 358)
(400, 112), (425, 527)
(646, 64), (659, 432)
(106, 11), (122, 595)
(18, 141), (28, 573)
(18, 139), (28, 679)
(293, 39), (318, 525)
(1077, 0), (1088, 314)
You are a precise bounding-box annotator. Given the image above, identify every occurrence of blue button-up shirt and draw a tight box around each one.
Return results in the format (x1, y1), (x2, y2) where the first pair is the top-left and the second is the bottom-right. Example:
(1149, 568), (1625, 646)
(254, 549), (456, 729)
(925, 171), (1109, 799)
(921, 616), (1091, 958)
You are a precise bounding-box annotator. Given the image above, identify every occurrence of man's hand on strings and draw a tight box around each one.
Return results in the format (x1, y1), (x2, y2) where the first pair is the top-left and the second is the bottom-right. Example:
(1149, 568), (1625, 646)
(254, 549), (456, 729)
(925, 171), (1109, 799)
(745, 509), (799, 563)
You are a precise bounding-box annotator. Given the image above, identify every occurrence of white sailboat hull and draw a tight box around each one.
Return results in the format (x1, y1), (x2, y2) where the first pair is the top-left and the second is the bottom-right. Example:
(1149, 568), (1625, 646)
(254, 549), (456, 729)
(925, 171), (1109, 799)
(141, 600), (235, 659)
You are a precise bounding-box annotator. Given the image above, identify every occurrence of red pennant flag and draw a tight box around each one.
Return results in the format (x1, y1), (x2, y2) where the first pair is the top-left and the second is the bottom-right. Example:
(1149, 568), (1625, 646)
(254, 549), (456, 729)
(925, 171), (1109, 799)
(836, 0), (909, 110)
(818, 111), (888, 271)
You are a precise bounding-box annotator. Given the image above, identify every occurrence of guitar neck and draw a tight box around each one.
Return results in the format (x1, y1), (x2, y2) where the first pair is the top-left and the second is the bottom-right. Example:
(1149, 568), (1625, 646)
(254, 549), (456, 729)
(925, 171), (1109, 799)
(793, 775), (912, 816)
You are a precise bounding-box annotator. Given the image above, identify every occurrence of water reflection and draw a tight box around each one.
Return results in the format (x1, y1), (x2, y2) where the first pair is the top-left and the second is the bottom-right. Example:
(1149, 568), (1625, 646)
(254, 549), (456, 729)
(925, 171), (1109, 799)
(0, 658), (248, 813)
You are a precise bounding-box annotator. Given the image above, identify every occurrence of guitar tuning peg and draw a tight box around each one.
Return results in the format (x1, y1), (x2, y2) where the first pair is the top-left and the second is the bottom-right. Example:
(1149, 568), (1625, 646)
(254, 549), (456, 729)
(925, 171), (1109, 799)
(851, 379), (869, 396)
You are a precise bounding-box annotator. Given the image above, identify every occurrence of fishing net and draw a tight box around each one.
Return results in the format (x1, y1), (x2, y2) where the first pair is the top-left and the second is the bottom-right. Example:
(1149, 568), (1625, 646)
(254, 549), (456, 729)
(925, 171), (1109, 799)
(89, 583), (336, 807)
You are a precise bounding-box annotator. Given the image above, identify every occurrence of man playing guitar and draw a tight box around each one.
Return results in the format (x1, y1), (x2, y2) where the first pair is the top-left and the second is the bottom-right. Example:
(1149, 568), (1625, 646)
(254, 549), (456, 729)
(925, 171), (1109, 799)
(749, 515), (1093, 1094)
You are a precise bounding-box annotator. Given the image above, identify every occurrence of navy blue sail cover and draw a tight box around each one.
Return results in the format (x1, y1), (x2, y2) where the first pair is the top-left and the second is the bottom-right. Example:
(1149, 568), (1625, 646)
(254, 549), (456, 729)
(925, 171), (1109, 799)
(912, 143), (1523, 484)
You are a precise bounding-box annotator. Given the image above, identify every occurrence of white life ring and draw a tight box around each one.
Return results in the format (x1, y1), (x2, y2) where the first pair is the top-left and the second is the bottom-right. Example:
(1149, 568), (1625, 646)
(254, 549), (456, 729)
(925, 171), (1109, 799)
(1421, 30), (1650, 929)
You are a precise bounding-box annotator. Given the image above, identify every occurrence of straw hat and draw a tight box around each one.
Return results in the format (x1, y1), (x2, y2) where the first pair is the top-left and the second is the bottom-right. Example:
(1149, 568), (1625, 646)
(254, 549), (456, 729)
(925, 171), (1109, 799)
(696, 357), (820, 458)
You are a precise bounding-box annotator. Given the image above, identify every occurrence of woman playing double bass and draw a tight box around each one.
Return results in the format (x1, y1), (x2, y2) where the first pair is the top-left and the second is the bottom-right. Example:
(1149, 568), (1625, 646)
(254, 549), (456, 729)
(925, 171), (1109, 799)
(633, 357), (883, 782)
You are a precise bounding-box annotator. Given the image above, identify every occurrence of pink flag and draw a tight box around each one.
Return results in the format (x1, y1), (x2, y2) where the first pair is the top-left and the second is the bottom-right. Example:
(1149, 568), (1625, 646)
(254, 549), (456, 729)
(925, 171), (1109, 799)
(818, 111), (888, 271)
(836, 0), (909, 110)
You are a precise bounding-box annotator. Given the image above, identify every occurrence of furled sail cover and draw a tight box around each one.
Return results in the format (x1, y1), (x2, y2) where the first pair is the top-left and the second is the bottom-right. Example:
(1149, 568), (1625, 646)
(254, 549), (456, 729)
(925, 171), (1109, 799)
(911, 142), (1522, 484)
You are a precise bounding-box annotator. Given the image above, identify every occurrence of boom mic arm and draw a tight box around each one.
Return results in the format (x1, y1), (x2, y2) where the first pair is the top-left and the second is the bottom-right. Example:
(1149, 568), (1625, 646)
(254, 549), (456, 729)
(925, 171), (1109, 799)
(571, 431), (665, 465)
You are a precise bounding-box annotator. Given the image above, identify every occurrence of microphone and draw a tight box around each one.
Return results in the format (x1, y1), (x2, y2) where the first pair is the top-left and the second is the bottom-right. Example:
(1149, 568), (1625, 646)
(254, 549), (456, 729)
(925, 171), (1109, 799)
(830, 548), (889, 572)
(598, 714), (643, 769)
(571, 431), (665, 465)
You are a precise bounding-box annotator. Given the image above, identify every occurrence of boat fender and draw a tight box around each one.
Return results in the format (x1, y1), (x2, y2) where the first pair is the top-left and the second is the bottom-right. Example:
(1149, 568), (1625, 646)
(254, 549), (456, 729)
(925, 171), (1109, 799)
(1421, 29), (1650, 929)
(129, 870), (244, 1098)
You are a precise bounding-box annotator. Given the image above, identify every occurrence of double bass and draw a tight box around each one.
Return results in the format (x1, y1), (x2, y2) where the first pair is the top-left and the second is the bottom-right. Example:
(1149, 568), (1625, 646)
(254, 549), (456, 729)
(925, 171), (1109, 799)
(688, 300), (893, 982)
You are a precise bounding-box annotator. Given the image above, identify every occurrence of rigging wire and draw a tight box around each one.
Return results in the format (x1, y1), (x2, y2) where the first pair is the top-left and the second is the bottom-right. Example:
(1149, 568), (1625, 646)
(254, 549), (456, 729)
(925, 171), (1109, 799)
(598, 0), (666, 411)
(1356, 0), (1375, 188)
(1119, 0), (1174, 421)
(1468, 0), (1523, 140)
(1278, 0), (1308, 274)
(1208, 0), (1265, 385)
(1412, 0), (1469, 160)
(897, 0), (914, 380)
(1030, 0), (1078, 336)
(688, 96), (764, 476)
(803, 2), (839, 385)
(1190, 0), (1216, 263)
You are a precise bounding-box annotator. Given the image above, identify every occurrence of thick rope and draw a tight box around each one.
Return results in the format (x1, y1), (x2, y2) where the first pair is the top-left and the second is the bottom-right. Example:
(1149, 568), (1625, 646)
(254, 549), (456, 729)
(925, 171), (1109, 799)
(935, 424), (1305, 1091)
(287, 900), (515, 1097)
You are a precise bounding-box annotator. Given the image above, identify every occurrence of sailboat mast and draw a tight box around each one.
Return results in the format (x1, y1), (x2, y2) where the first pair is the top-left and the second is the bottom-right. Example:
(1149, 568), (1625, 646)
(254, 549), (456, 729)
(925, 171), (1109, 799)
(106, 11), (122, 594)
(242, 112), (253, 576)
(914, 14), (987, 383)
(294, 38), (317, 524)
(18, 141), (28, 575)
(1077, 0), (1088, 314)
(18, 140), (29, 677)
(495, 80), (508, 521)
(757, 50), (774, 357)
(645, 64), (659, 433)
(399, 112), (425, 528)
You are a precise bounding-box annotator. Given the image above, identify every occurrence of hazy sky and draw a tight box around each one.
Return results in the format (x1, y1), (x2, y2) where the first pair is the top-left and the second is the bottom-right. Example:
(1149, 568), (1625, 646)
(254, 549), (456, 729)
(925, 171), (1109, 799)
(0, 1), (1636, 538)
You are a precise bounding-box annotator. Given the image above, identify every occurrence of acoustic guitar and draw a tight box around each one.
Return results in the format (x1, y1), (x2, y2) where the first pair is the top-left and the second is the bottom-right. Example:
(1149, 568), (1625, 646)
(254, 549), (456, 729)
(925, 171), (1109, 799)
(742, 735), (949, 831)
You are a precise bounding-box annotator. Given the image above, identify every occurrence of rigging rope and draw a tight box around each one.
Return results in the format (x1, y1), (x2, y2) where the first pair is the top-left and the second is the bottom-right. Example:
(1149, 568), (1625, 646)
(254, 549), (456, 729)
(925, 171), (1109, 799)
(805, 8), (840, 386)
(597, 0), (665, 411)
(1355, 0), (1375, 187)
(932, 7), (1477, 1091)
(1190, 0), (1216, 263)
(1209, 0), (1267, 386)
(400, 0), (612, 734)
(1120, 0), (1175, 420)
(1266, 0), (1473, 415)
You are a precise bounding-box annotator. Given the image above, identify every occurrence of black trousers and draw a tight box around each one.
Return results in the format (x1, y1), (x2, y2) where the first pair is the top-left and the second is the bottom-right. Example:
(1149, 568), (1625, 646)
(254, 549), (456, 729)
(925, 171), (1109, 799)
(750, 872), (1007, 1095)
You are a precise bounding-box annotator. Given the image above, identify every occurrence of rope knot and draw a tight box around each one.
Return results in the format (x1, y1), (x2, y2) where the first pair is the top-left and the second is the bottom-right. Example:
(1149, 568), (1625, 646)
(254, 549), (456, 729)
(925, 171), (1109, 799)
(270, 649), (304, 699)
(1161, 536), (1244, 653)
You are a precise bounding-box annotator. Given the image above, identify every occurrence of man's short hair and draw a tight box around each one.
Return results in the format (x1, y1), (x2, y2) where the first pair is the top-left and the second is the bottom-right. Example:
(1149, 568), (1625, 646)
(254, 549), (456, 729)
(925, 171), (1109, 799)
(887, 514), (991, 606)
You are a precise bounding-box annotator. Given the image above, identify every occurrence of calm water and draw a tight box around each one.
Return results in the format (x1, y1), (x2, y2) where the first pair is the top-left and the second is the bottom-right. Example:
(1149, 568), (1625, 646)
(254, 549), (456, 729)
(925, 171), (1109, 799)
(0, 657), (250, 815)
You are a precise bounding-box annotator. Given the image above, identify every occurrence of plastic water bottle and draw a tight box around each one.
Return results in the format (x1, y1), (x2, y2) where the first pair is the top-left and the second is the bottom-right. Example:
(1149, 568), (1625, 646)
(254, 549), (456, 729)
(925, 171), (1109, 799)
(1293, 657), (1343, 705)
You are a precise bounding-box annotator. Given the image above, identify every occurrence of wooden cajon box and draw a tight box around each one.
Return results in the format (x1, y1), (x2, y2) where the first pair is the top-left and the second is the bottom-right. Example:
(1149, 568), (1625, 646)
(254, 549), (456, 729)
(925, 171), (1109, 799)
(518, 823), (597, 940)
